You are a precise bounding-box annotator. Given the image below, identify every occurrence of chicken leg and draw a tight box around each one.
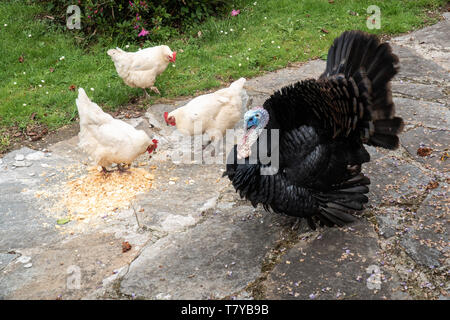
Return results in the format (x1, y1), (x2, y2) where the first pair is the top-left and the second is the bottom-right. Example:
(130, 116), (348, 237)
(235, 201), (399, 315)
(150, 86), (161, 95)
(143, 88), (151, 99)
(102, 166), (113, 174)
(117, 163), (131, 174)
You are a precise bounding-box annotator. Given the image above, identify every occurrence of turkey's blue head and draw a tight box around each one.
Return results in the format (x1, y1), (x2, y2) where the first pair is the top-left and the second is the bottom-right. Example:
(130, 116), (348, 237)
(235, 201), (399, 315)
(237, 107), (269, 159)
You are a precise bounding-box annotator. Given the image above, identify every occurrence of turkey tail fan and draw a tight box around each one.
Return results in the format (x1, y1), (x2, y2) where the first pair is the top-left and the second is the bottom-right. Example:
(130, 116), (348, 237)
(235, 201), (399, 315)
(321, 30), (404, 150)
(313, 171), (371, 228)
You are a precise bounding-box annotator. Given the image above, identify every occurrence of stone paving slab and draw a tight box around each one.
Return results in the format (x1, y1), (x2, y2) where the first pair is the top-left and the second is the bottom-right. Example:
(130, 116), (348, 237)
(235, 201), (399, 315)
(120, 202), (287, 300)
(400, 127), (450, 173)
(390, 43), (450, 84)
(263, 220), (400, 300)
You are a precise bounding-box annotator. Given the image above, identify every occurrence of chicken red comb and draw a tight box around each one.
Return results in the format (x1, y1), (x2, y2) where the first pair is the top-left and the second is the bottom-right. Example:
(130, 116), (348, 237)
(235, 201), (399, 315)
(152, 139), (158, 145)
(163, 112), (169, 123)
(172, 51), (177, 61)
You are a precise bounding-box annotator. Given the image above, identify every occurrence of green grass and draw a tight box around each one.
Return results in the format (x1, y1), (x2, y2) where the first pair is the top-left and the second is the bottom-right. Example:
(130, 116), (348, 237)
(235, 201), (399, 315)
(0, 0), (446, 152)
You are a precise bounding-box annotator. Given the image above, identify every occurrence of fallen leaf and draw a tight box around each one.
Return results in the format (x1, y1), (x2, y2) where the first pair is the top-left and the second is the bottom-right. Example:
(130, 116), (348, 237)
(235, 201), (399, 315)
(417, 147), (432, 157)
(426, 181), (439, 190)
(328, 0), (335, 3)
(49, 67), (55, 73)
(18, 55), (24, 63)
(122, 241), (132, 253)
(321, 28), (329, 34)
(30, 112), (37, 120)
(56, 218), (70, 225)
(69, 84), (76, 91)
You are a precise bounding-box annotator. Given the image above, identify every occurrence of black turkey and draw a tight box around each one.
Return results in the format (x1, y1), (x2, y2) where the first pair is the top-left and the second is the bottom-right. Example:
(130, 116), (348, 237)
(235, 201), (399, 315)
(223, 30), (404, 230)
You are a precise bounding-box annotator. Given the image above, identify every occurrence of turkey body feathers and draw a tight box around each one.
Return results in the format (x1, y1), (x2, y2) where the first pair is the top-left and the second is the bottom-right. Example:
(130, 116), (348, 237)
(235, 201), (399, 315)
(224, 31), (404, 229)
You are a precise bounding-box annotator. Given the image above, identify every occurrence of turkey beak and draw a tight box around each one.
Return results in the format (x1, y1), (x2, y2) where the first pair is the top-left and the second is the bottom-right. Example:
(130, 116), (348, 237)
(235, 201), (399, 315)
(246, 116), (257, 130)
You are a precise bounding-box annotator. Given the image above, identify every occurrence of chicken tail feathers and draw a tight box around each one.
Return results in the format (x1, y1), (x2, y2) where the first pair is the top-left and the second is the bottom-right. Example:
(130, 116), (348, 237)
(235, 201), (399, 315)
(76, 88), (111, 126)
(229, 77), (246, 91)
(321, 30), (403, 150)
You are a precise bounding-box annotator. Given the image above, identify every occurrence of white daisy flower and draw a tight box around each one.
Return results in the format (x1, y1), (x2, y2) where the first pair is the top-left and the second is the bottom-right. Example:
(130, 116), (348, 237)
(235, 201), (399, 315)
(13, 82), (17, 85)
(243, 28), (246, 31)
(264, 17), (267, 20)
(271, 40), (275, 44)
(46, 91), (49, 94)
(41, 80), (45, 83)
(230, 28), (233, 32)
(225, 32), (228, 35)
(253, 2), (257, 5)
(229, 55), (233, 58)
(238, 63), (242, 67)
(38, 84), (42, 87)
(28, 34), (31, 37)
(220, 30), (223, 33)
(90, 88), (94, 91)
(246, 57), (249, 61)
(23, 103), (27, 106)
(59, 56), (65, 60)
(3, 24), (7, 27)
(23, 72), (26, 75)
(248, 48), (251, 51)
(277, 46), (281, 49)
(125, 45), (130, 48)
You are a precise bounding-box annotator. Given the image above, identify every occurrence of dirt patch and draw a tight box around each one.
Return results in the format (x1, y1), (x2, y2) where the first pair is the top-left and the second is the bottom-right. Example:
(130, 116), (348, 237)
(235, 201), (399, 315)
(0, 104), (149, 157)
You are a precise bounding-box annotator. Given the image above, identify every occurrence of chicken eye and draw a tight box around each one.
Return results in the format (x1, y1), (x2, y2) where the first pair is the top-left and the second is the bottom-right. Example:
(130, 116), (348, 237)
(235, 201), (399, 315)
(255, 113), (261, 118)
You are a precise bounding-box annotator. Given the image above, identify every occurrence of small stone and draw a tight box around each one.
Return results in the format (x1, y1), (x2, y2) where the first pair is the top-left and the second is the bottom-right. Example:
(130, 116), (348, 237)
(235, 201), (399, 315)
(16, 256), (31, 264)
(15, 154), (25, 161)
(13, 161), (32, 167)
(24, 263), (32, 268)
(26, 151), (45, 161)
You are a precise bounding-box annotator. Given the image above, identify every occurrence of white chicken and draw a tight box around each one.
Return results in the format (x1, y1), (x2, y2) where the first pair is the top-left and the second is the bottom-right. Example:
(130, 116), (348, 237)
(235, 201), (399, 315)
(107, 45), (176, 98)
(163, 78), (248, 144)
(76, 88), (158, 173)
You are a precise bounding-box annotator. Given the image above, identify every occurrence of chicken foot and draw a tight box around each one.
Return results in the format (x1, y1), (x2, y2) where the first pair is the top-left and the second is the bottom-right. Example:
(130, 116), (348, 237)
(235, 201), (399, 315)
(117, 163), (131, 174)
(150, 86), (160, 95)
(102, 166), (113, 174)
(143, 89), (151, 99)
(142, 87), (160, 99)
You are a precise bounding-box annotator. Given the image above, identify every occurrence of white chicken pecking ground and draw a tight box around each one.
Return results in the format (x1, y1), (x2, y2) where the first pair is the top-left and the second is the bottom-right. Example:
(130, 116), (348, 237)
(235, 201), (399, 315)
(76, 88), (158, 173)
(107, 45), (176, 98)
(163, 77), (249, 152)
